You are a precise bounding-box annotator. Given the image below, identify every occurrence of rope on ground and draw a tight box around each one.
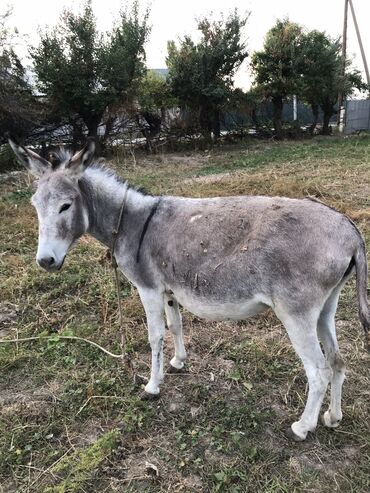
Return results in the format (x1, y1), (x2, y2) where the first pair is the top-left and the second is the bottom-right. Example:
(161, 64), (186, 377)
(0, 335), (124, 359)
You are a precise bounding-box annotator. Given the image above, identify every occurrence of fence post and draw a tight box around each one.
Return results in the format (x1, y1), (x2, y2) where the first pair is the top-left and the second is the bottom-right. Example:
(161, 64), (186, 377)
(339, 105), (346, 133)
(293, 95), (298, 121)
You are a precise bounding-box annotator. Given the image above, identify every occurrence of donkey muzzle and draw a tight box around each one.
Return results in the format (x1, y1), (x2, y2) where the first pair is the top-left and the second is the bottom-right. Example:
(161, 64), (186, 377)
(37, 255), (65, 272)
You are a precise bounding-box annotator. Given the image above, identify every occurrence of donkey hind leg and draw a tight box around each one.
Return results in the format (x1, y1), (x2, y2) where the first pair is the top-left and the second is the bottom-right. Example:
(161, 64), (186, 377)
(317, 285), (346, 428)
(138, 288), (166, 396)
(278, 310), (331, 441)
(164, 293), (187, 370)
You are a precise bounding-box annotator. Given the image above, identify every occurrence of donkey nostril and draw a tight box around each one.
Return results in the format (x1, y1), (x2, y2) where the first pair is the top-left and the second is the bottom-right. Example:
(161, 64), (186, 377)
(38, 256), (56, 269)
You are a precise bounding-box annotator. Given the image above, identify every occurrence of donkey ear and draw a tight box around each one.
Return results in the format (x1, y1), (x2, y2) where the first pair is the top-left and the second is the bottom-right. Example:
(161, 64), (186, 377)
(7, 135), (51, 178)
(65, 138), (95, 177)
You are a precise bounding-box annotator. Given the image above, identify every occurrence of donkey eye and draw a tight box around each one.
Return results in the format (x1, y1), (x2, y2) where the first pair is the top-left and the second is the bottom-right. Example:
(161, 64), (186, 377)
(59, 203), (71, 213)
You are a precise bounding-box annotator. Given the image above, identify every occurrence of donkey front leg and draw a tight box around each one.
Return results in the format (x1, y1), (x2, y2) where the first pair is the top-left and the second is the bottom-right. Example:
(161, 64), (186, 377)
(138, 288), (166, 396)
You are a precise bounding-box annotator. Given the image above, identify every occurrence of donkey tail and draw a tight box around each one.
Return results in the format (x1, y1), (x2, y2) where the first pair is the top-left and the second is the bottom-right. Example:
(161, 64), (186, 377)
(354, 239), (370, 339)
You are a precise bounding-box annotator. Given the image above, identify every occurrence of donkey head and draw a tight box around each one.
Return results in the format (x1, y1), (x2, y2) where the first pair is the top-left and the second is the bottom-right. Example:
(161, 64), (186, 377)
(8, 137), (95, 271)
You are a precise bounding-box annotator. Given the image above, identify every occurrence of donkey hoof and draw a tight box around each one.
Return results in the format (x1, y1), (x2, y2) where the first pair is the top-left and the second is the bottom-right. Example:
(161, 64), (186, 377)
(286, 423), (308, 442)
(286, 427), (305, 442)
(322, 410), (342, 428)
(167, 364), (185, 374)
(140, 391), (160, 401)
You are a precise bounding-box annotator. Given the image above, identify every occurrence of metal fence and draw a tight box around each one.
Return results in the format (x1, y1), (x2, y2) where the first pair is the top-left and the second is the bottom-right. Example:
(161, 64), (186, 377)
(345, 99), (370, 133)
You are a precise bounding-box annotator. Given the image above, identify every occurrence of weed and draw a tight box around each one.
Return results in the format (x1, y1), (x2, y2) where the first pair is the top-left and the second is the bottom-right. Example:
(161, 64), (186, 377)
(44, 428), (120, 493)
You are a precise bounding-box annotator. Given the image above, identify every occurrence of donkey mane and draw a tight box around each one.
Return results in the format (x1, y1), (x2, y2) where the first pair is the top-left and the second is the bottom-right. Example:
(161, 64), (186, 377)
(51, 147), (151, 196)
(85, 163), (152, 196)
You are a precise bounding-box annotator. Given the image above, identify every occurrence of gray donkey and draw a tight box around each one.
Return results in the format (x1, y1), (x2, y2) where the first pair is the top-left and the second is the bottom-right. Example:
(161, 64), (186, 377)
(8, 137), (370, 441)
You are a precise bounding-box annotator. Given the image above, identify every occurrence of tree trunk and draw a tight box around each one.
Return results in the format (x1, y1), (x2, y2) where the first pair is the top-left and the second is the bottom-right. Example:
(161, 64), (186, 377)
(84, 113), (103, 152)
(84, 113), (102, 139)
(103, 115), (115, 144)
(320, 97), (335, 135)
(71, 120), (85, 151)
(272, 96), (283, 139)
(86, 120), (98, 139)
(212, 109), (221, 140)
(199, 105), (212, 143)
(309, 104), (319, 135)
(251, 108), (260, 132)
(321, 106), (333, 135)
(141, 111), (162, 153)
(40, 141), (48, 159)
(322, 112), (332, 135)
(160, 107), (166, 126)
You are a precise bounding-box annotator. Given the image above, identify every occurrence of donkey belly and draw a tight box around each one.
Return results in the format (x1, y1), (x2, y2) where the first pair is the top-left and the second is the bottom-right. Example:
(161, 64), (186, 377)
(173, 290), (271, 321)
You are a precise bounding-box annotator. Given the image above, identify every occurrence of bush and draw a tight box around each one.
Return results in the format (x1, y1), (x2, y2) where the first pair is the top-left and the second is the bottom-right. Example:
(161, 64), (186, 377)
(0, 143), (20, 173)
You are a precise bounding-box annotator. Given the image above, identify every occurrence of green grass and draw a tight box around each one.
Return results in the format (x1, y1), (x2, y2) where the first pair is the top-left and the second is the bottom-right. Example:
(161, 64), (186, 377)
(1, 136), (370, 492)
(44, 429), (120, 493)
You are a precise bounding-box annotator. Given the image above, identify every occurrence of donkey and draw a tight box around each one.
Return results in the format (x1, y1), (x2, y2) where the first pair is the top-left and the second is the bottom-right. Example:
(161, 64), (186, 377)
(8, 137), (370, 441)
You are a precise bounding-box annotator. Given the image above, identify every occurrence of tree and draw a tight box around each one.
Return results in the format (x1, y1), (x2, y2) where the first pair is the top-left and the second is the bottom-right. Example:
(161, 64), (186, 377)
(30, 0), (150, 145)
(135, 70), (177, 146)
(138, 70), (175, 115)
(0, 8), (39, 142)
(251, 19), (304, 139)
(167, 10), (249, 140)
(300, 30), (367, 134)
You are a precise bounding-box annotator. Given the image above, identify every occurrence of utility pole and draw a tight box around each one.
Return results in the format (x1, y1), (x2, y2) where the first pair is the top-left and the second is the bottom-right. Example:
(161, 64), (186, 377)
(337, 0), (348, 125)
(338, 0), (369, 131)
(348, 0), (370, 87)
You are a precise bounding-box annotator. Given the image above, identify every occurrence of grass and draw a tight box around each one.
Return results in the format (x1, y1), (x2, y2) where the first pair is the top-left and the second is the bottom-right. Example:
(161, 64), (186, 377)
(1, 135), (370, 492)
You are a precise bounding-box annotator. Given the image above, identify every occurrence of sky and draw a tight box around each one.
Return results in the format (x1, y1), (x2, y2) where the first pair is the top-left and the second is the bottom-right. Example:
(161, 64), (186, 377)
(6, 0), (370, 90)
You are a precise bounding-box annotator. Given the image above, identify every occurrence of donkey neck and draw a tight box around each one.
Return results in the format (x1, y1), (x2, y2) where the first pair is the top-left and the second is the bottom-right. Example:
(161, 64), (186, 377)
(80, 166), (157, 247)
